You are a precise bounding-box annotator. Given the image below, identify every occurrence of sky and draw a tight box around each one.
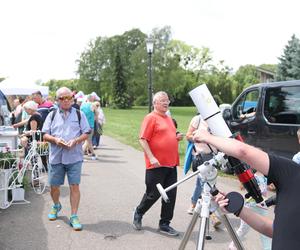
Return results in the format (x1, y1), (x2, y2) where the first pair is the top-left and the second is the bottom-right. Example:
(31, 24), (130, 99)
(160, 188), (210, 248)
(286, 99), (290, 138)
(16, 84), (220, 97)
(1, 0), (299, 83)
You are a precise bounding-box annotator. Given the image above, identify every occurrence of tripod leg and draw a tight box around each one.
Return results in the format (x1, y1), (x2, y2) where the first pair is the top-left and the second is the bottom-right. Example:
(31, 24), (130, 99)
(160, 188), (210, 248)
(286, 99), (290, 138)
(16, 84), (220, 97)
(178, 211), (199, 250)
(197, 216), (208, 250)
(216, 210), (245, 250)
(205, 216), (212, 240)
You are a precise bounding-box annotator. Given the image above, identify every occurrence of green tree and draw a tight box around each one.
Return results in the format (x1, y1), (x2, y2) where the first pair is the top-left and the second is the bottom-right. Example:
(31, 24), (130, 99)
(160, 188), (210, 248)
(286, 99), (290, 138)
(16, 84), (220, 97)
(111, 44), (131, 109)
(75, 26), (235, 106)
(77, 29), (146, 106)
(202, 61), (235, 104)
(165, 40), (213, 105)
(290, 43), (300, 79)
(77, 37), (112, 98)
(233, 64), (259, 97)
(147, 31), (213, 105)
(119, 29), (147, 105)
(277, 34), (300, 80)
(43, 79), (79, 97)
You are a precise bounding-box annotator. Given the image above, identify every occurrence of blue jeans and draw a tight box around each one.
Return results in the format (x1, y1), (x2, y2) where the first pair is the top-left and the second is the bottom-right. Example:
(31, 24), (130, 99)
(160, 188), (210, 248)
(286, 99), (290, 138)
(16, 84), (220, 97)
(92, 121), (101, 146)
(92, 134), (100, 146)
(191, 176), (203, 205)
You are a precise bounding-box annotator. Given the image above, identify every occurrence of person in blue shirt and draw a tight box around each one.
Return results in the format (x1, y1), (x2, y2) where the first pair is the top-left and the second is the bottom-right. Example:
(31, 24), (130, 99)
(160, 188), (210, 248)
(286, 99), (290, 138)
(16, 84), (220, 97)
(80, 94), (96, 159)
(42, 87), (90, 231)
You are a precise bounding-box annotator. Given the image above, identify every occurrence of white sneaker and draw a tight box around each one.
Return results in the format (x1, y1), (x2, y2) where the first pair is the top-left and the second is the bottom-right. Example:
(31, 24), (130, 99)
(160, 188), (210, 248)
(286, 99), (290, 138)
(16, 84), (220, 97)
(187, 205), (195, 215)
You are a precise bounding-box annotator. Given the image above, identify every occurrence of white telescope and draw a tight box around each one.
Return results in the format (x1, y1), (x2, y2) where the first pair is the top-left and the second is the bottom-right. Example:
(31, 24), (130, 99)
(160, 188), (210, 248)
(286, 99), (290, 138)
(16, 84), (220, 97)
(189, 84), (232, 138)
(189, 84), (263, 204)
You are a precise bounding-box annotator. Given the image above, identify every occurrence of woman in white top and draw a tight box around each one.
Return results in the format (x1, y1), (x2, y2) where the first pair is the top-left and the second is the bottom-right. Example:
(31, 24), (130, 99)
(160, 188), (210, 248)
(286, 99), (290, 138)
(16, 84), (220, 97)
(92, 101), (105, 148)
(186, 114), (221, 228)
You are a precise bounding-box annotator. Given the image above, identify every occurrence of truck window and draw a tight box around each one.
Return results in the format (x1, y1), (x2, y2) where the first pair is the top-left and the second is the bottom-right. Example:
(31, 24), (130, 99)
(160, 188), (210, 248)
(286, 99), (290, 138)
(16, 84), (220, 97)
(264, 86), (300, 124)
(232, 89), (259, 120)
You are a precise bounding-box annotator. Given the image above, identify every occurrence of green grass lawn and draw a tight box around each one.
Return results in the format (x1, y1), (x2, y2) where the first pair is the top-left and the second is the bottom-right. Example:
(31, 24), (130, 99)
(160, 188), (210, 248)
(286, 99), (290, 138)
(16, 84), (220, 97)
(102, 106), (198, 166)
(102, 106), (231, 178)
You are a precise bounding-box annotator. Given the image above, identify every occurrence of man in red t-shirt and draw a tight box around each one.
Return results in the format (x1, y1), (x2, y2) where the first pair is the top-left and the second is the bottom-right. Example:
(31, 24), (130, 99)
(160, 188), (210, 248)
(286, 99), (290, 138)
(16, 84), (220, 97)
(133, 91), (183, 236)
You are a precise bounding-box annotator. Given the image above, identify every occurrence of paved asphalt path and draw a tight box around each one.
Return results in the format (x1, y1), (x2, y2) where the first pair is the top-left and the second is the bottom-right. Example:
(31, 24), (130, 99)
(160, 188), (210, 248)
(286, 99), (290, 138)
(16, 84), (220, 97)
(0, 135), (274, 250)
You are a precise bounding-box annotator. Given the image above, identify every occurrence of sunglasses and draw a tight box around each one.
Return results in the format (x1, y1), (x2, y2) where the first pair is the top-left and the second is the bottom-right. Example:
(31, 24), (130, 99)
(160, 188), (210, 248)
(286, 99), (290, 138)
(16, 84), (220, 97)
(58, 96), (73, 101)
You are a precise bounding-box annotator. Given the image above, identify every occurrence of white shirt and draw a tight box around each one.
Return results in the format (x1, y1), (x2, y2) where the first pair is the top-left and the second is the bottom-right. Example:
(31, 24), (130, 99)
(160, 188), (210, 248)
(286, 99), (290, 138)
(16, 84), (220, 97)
(292, 152), (300, 165)
(190, 115), (216, 154)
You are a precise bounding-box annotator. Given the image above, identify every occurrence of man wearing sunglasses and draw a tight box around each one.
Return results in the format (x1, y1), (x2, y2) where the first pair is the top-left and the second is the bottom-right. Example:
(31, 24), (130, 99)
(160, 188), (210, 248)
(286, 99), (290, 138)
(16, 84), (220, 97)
(42, 87), (90, 231)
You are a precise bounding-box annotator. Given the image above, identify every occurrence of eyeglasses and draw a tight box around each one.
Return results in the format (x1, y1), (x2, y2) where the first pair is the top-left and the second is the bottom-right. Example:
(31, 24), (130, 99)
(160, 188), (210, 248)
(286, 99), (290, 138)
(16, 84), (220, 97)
(58, 96), (73, 101)
(158, 99), (170, 104)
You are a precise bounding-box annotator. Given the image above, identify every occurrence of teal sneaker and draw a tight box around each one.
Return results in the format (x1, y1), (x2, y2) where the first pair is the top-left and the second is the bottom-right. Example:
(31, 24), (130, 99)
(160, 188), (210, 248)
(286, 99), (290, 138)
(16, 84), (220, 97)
(48, 203), (62, 221)
(70, 215), (83, 231)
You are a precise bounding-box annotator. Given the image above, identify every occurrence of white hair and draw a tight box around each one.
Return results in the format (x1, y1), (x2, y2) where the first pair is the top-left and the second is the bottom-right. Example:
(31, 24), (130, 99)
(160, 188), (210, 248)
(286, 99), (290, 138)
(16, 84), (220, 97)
(90, 92), (100, 101)
(23, 101), (38, 111)
(56, 87), (72, 98)
(152, 91), (168, 104)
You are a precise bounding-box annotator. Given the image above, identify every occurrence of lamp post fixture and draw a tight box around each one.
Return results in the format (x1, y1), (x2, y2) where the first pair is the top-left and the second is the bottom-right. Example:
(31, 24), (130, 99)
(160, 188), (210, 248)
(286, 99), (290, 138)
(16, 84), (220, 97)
(146, 38), (154, 113)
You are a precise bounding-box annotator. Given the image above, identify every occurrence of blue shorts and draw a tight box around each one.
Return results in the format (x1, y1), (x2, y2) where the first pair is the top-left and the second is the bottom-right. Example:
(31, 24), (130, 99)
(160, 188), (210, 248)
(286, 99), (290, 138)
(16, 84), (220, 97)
(49, 161), (82, 186)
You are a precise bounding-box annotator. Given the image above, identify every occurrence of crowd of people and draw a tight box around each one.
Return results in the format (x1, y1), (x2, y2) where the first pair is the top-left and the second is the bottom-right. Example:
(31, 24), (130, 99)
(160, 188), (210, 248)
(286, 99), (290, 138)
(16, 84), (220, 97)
(7, 87), (300, 249)
(9, 88), (106, 230)
(10, 89), (105, 159)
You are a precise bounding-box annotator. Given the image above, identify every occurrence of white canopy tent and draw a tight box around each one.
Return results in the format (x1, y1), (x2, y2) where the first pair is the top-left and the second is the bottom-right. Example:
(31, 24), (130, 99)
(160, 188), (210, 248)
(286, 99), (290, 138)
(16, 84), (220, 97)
(0, 78), (49, 96)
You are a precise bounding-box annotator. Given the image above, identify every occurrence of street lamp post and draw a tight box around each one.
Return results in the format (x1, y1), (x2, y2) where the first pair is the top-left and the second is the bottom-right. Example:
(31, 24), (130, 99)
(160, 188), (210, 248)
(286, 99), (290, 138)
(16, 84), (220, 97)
(146, 38), (154, 113)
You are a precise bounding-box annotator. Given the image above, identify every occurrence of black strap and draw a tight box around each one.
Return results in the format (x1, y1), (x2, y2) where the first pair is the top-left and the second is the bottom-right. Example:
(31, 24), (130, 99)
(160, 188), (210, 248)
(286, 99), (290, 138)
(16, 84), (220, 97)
(50, 109), (57, 123)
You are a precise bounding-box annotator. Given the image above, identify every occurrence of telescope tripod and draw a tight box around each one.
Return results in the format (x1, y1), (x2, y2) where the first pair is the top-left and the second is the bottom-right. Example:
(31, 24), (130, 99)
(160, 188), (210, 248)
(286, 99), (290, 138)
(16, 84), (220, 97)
(179, 182), (245, 250)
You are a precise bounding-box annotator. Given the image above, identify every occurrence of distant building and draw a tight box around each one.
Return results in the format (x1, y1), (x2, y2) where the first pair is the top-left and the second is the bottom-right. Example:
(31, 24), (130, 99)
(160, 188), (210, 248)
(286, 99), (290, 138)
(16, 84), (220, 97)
(256, 67), (275, 83)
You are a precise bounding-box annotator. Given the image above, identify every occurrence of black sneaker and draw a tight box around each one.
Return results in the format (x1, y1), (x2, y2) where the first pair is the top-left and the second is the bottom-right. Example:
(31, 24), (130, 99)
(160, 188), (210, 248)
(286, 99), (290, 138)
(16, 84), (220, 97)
(159, 224), (179, 236)
(133, 208), (142, 230)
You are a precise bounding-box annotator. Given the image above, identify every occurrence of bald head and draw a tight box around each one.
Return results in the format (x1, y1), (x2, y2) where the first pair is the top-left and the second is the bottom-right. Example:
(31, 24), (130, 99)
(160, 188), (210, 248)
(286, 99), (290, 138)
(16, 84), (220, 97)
(56, 87), (72, 98)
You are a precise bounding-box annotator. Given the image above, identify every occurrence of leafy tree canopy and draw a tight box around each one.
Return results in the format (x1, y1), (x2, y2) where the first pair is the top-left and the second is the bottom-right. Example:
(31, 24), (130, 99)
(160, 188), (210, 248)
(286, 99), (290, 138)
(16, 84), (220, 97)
(276, 34), (300, 81)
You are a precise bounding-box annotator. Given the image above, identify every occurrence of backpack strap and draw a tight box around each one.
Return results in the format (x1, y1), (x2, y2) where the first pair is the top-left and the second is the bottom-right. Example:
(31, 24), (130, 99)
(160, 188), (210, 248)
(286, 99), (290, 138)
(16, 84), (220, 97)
(76, 109), (82, 134)
(76, 109), (81, 124)
(51, 109), (57, 123)
(49, 109), (57, 135)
